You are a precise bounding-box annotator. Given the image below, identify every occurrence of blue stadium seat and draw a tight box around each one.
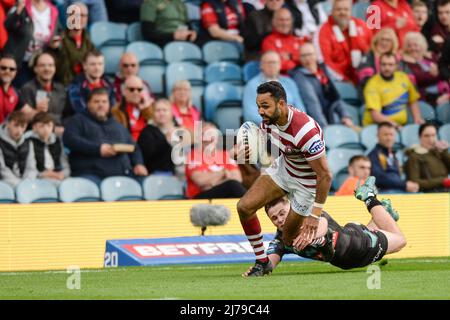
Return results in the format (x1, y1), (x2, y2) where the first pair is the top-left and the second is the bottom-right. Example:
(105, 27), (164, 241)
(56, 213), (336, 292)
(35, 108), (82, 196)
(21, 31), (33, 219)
(333, 172), (349, 192)
(439, 124), (450, 143)
(327, 148), (362, 190)
(127, 22), (143, 42)
(100, 177), (143, 201)
(324, 125), (363, 150)
(126, 41), (164, 65)
(205, 62), (242, 85)
(90, 22), (127, 47)
(436, 103), (450, 124)
(396, 149), (405, 166)
(333, 81), (361, 106)
(58, 178), (101, 203)
(127, 42), (166, 95)
(214, 107), (243, 134)
(165, 62), (204, 93)
(400, 124), (420, 147)
(204, 82), (242, 121)
(408, 101), (435, 123)
(242, 61), (260, 83)
(101, 45), (126, 75)
(352, 2), (370, 20)
(16, 179), (58, 204)
(342, 103), (361, 126)
(163, 41), (203, 65)
(143, 175), (184, 200)
(202, 41), (241, 64)
(360, 124), (401, 151)
(0, 181), (15, 203)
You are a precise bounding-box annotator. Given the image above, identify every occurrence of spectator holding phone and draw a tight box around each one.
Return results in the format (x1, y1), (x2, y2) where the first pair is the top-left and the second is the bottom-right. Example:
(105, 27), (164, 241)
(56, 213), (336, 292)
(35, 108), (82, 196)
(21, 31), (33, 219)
(18, 51), (66, 135)
(111, 75), (153, 142)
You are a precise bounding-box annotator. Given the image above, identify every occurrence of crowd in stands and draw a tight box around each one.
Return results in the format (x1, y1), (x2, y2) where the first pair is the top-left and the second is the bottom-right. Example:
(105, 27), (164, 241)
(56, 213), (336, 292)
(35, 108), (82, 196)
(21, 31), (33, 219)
(0, 0), (449, 203)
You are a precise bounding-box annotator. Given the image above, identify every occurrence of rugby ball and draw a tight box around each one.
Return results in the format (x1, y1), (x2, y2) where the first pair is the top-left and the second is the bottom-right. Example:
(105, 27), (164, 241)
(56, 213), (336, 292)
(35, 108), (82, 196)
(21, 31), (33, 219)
(236, 122), (271, 165)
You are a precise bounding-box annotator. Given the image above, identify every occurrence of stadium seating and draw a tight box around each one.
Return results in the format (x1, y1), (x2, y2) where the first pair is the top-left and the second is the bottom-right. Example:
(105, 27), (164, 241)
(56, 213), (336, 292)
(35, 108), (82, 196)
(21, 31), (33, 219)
(165, 62), (204, 92)
(126, 22), (143, 42)
(101, 45), (126, 75)
(126, 41), (166, 95)
(185, 2), (201, 32)
(126, 41), (164, 65)
(202, 41), (241, 64)
(360, 124), (402, 151)
(333, 172), (349, 191)
(142, 175), (184, 200)
(400, 124), (420, 147)
(0, 181), (15, 203)
(90, 22), (128, 47)
(100, 177), (143, 201)
(163, 41), (203, 65)
(439, 124), (450, 143)
(407, 101), (435, 123)
(204, 62), (242, 85)
(352, 2), (370, 20)
(214, 106), (243, 134)
(327, 148), (362, 190)
(324, 125), (363, 150)
(242, 61), (260, 83)
(58, 178), (101, 203)
(16, 180), (59, 204)
(333, 81), (361, 106)
(436, 103), (450, 124)
(342, 103), (361, 127)
(204, 82), (242, 121)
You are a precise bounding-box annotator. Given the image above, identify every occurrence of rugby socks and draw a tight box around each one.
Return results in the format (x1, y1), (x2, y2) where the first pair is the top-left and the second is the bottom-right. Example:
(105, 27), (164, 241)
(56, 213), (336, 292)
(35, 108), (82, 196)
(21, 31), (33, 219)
(365, 196), (382, 213)
(241, 215), (269, 263)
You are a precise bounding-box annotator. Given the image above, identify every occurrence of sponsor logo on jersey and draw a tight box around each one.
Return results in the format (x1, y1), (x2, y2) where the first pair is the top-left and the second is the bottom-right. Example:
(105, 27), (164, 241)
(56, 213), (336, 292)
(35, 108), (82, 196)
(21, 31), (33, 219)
(309, 140), (324, 154)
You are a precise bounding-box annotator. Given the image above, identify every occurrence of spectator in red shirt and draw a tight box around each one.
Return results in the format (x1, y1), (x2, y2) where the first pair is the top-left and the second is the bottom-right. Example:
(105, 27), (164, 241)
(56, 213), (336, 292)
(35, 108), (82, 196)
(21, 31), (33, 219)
(170, 80), (201, 137)
(316, 0), (372, 84)
(0, 0), (16, 50)
(113, 52), (154, 104)
(111, 75), (154, 142)
(200, 0), (246, 44)
(0, 55), (25, 124)
(261, 8), (305, 74)
(185, 122), (246, 199)
(369, 0), (419, 47)
(430, 0), (450, 55)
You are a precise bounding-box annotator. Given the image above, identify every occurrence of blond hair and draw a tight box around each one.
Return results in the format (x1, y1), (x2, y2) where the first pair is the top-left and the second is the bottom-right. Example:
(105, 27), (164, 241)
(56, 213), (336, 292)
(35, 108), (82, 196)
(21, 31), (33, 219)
(170, 80), (193, 108)
(371, 28), (399, 54)
(402, 31), (429, 54)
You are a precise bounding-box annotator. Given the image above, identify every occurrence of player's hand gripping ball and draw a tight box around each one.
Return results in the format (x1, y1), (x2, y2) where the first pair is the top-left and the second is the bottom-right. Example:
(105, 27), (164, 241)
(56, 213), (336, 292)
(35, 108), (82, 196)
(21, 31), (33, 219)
(236, 122), (271, 165)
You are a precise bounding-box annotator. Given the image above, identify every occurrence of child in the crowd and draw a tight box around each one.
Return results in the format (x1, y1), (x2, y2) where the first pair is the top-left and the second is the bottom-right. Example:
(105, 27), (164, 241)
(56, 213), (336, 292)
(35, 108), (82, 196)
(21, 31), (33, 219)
(28, 112), (70, 185)
(0, 111), (38, 187)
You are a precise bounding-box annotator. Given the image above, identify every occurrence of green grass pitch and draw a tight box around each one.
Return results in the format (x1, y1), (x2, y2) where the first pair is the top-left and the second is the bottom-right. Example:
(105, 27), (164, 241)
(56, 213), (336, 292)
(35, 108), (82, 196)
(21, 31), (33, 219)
(1, 257), (449, 299)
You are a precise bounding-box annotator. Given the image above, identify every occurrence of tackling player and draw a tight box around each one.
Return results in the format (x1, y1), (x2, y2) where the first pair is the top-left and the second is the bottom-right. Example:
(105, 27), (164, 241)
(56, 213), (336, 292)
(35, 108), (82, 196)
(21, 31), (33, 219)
(243, 177), (407, 275)
(237, 81), (332, 276)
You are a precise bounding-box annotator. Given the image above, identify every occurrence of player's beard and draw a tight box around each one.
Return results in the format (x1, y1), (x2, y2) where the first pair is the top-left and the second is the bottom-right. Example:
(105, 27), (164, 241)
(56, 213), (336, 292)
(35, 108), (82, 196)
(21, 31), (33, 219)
(267, 106), (281, 125)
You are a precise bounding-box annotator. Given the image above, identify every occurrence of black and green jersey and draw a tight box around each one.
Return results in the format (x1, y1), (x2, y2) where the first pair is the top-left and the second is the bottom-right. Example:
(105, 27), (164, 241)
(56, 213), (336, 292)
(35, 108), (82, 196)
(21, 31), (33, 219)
(267, 211), (389, 269)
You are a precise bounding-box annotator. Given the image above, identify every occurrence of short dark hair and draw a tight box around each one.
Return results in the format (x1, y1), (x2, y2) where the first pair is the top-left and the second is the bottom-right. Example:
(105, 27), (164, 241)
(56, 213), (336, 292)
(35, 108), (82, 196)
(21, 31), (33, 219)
(257, 81), (287, 103)
(349, 155), (370, 166)
(377, 121), (396, 131)
(31, 112), (55, 126)
(83, 50), (103, 63)
(412, 0), (428, 9)
(0, 54), (16, 62)
(418, 122), (437, 137)
(379, 52), (397, 63)
(87, 87), (109, 102)
(7, 111), (27, 126)
(30, 51), (55, 69)
(264, 196), (289, 214)
(437, 0), (450, 8)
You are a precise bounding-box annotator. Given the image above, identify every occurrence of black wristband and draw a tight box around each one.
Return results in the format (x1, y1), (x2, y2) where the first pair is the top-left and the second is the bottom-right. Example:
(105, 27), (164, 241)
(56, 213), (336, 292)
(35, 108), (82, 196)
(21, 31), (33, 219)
(365, 196), (382, 213)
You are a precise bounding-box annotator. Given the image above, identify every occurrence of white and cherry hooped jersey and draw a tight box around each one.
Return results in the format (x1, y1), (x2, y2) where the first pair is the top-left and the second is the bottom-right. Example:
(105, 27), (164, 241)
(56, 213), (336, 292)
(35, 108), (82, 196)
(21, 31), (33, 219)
(260, 105), (326, 190)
